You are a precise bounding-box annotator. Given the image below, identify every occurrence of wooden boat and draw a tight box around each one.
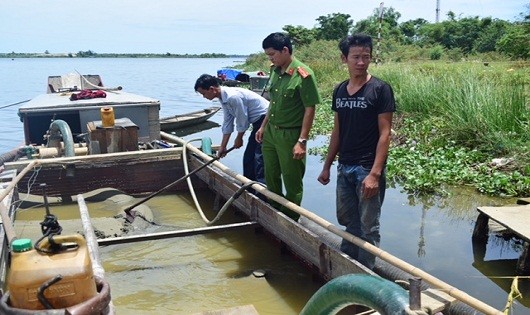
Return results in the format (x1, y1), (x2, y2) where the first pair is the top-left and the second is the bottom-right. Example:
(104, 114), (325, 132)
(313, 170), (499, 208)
(160, 106), (221, 131)
(0, 74), (504, 314)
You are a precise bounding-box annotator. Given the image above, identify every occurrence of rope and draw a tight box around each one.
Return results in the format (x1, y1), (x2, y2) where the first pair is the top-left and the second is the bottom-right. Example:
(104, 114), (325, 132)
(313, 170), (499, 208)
(0, 161), (40, 244)
(503, 276), (523, 314)
(75, 70), (122, 92)
(0, 99), (30, 110)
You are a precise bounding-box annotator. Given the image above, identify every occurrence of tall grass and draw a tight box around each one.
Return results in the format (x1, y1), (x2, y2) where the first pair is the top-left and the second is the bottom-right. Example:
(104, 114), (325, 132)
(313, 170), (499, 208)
(372, 63), (529, 154)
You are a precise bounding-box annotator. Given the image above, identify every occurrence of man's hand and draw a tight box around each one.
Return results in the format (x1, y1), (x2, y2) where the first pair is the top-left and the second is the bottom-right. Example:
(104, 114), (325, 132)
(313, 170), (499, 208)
(361, 173), (380, 199)
(317, 169), (330, 185)
(217, 146), (228, 158)
(292, 142), (306, 160)
(234, 137), (243, 149)
(255, 128), (264, 143)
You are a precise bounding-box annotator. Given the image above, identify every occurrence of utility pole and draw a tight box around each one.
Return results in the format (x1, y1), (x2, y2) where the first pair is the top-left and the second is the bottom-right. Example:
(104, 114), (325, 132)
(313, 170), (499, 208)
(375, 2), (384, 65)
(436, 0), (440, 23)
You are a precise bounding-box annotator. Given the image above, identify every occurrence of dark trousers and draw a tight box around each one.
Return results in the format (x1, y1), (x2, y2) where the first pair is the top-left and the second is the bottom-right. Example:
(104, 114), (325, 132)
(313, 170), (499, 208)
(243, 115), (265, 184)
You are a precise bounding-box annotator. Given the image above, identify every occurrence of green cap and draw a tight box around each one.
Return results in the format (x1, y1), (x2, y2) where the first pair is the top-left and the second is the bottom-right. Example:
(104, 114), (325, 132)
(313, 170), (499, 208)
(12, 238), (33, 252)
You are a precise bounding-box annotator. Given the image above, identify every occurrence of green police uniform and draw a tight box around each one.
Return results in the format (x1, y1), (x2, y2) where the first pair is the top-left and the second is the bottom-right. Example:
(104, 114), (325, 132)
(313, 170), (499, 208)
(263, 58), (322, 220)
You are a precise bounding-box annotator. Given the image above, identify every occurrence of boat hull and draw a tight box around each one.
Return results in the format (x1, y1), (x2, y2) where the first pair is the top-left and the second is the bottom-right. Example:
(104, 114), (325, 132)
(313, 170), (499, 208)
(160, 106), (220, 131)
(4, 148), (206, 198)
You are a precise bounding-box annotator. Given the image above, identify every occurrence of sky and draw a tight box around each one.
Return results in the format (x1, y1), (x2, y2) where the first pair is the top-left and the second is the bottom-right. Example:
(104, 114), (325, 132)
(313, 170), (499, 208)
(1, 0), (526, 55)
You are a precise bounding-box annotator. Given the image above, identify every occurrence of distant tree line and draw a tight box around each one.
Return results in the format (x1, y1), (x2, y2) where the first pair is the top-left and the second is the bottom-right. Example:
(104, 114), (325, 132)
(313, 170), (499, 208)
(282, 5), (530, 60)
(0, 50), (247, 59)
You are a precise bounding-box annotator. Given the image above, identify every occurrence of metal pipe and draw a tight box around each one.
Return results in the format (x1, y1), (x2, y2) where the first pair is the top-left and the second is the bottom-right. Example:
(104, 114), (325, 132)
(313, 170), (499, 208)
(409, 277), (422, 310)
(98, 221), (258, 246)
(77, 194), (115, 314)
(47, 120), (75, 157)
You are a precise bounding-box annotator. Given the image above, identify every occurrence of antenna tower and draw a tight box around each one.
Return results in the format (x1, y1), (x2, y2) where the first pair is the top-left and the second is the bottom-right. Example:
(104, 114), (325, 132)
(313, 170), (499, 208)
(375, 2), (384, 64)
(436, 0), (440, 23)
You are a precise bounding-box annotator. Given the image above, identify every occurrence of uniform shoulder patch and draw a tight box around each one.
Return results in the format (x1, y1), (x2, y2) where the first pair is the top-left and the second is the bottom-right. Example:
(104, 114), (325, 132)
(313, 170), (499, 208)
(297, 67), (310, 78)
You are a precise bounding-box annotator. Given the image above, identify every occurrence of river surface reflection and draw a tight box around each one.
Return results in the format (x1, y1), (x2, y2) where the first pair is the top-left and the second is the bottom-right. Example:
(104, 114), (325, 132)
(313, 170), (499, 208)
(1, 57), (528, 313)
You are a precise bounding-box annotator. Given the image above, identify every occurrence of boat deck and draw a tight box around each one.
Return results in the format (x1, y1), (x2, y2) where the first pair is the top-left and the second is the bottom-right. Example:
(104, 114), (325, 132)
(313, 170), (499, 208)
(472, 198), (530, 274)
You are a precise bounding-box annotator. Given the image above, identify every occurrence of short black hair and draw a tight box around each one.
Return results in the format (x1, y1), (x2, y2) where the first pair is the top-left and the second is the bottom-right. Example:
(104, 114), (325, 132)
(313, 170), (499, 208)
(338, 34), (373, 57)
(194, 74), (221, 91)
(262, 32), (293, 54)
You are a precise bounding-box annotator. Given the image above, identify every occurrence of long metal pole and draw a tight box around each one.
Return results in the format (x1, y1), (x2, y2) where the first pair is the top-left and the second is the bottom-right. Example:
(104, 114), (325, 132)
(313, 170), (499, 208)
(376, 2), (385, 64)
(436, 0), (440, 23)
(78, 194), (116, 314)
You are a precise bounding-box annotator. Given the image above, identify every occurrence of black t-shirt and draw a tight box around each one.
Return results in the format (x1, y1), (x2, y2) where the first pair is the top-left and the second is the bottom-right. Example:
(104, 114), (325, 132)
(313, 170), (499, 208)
(332, 76), (396, 167)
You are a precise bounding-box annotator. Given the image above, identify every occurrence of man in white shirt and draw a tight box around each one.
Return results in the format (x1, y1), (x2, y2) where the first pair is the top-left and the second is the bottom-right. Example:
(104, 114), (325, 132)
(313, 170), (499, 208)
(194, 74), (269, 183)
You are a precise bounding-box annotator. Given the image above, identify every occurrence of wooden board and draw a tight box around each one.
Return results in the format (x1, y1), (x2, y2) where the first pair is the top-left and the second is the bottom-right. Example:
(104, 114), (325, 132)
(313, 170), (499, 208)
(194, 304), (259, 315)
(477, 204), (530, 241)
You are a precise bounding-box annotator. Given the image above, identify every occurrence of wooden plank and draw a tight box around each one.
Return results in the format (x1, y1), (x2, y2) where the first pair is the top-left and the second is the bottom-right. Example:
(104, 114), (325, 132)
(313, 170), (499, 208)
(422, 289), (456, 313)
(97, 221), (258, 246)
(477, 204), (530, 241)
(4, 147), (182, 171)
(193, 304), (259, 315)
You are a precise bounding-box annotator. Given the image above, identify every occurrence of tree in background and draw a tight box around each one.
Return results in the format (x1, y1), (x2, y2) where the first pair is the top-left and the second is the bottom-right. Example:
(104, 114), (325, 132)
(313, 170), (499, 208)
(473, 18), (510, 53)
(282, 25), (316, 47)
(281, 4), (528, 60)
(497, 5), (530, 59)
(353, 7), (404, 43)
(315, 13), (353, 40)
(497, 24), (530, 59)
(400, 18), (429, 44)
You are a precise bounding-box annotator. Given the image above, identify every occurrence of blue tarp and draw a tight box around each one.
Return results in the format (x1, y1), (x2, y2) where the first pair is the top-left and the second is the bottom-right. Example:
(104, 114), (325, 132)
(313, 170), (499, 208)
(217, 69), (242, 81)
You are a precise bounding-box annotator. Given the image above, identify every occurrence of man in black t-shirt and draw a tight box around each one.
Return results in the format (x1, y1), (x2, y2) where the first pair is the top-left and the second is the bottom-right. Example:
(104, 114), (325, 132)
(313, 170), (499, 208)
(318, 34), (396, 270)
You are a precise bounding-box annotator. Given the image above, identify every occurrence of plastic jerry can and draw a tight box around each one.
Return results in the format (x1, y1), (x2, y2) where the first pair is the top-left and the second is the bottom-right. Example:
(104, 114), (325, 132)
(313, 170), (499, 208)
(7, 234), (98, 310)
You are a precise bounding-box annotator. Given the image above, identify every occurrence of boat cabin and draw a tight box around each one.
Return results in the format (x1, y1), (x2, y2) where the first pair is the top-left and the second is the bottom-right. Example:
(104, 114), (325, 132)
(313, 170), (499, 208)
(18, 75), (161, 148)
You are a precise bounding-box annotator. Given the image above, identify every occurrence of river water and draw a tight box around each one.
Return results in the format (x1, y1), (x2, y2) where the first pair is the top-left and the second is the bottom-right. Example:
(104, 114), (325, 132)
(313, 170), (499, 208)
(1, 58), (528, 314)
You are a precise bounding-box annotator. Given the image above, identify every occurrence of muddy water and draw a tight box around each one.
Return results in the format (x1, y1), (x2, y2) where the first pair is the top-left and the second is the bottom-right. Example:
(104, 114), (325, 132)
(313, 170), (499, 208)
(14, 191), (323, 315)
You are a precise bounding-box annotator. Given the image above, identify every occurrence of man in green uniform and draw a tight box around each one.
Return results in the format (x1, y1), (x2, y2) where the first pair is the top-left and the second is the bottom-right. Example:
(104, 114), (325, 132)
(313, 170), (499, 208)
(255, 32), (322, 220)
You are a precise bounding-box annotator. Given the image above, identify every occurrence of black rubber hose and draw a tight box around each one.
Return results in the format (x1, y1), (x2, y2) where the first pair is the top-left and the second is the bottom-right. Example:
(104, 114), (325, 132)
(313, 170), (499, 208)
(0, 148), (23, 167)
(298, 217), (479, 315)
